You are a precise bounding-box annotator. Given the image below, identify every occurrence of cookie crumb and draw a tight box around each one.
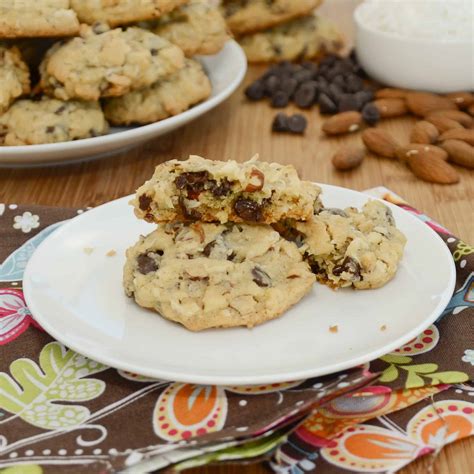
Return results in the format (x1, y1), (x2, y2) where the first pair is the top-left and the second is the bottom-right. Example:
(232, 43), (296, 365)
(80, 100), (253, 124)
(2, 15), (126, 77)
(329, 325), (339, 333)
(83, 247), (94, 255)
(380, 324), (387, 331)
(106, 249), (117, 257)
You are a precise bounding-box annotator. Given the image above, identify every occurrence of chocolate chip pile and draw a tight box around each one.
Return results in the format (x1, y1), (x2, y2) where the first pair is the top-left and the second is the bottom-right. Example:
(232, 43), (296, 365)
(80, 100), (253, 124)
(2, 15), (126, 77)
(245, 52), (378, 126)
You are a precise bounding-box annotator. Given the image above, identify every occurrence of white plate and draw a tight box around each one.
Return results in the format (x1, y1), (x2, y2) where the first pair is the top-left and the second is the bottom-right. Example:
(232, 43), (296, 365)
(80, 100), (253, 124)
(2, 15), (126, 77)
(0, 41), (246, 167)
(23, 185), (456, 385)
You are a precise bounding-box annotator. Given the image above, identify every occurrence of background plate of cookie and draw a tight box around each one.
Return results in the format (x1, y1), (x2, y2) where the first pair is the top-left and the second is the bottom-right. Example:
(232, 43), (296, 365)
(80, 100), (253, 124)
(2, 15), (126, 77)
(23, 184), (456, 385)
(0, 40), (246, 167)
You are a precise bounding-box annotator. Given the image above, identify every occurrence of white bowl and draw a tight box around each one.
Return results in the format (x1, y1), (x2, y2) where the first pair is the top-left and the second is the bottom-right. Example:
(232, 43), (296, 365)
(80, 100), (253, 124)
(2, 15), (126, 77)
(354, 3), (474, 93)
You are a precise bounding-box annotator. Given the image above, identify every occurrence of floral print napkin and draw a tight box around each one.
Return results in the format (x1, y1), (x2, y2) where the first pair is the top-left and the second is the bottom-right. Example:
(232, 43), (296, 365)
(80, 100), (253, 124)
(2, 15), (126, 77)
(0, 188), (472, 474)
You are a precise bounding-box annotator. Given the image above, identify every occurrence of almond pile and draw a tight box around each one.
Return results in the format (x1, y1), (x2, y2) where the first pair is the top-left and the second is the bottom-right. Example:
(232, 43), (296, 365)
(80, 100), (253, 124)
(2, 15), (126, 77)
(327, 90), (474, 183)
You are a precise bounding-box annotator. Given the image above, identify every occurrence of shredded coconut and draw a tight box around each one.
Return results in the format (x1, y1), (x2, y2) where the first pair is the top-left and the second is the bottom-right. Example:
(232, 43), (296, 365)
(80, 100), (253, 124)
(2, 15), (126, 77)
(358, 0), (474, 41)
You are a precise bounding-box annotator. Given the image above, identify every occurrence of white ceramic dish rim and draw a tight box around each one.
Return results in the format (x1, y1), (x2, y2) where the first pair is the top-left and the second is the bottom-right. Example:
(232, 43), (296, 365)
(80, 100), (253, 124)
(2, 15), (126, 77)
(23, 185), (457, 385)
(354, 3), (473, 45)
(0, 41), (247, 159)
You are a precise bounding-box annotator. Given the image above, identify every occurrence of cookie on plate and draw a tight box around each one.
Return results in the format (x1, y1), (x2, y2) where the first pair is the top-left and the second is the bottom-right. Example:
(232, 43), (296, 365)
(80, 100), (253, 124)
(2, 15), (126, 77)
(103, 58), (211, 125)
(276, 201), (407, 289)
(0, 46), (30, 114)
(70, 0), (188, 27)
(39, 26), (185, 101)
(132, 155), (322, 224)
(222, 0), (322, 36)
(124, 222), (315, 330)
(151, 1), (230, 57)
(239, 14), (343, 63)
(0, 98), (108, 146)
(0, 0), (80, 38)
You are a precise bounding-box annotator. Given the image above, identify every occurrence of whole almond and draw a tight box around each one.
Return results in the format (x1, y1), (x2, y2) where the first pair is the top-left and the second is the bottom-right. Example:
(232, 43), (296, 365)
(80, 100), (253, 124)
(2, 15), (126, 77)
(425, 115), (464, 133)
(373, 98), (408, 118)
(396, 144), (448, 162)
(332, 147), (365, 171)
(440, 140), (474, 169)
(322, 111), (362, 135)
(408, 154), (459, 184)
(438, 128), (474, 146)
(410, 121), (439, 144)
(445, 92), (474, 109)
(375, 88), (408, 100)
(406, 92), (457, 117)
(362, 128), (399, 158)
(427, 110), (473, 128)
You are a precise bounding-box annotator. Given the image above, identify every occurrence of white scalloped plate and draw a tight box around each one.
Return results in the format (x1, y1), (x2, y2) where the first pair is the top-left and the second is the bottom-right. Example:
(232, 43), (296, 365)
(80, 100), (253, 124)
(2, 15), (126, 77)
(23, 184), (456, 385)
(0, 41), (247, 167)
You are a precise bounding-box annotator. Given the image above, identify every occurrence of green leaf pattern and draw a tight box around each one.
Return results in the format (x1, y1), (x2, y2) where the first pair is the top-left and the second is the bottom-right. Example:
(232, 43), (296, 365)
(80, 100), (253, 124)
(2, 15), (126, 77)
(379, 356), (469, 389)
(0, 342), (107, 430)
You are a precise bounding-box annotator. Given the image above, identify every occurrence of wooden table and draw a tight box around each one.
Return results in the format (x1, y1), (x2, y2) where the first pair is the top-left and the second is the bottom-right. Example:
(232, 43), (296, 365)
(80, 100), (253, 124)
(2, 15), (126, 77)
(0, 1), (472, 473)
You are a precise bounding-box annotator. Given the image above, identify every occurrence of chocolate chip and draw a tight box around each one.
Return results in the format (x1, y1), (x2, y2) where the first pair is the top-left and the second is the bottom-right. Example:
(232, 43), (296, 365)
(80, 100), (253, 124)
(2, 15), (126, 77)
(211, 179), (232, 197)
(178, 196), (202, 221)
(294, 82), (318, 109)
(264, 75), (281, 95)
(328, 83), (343, 102)
(272, 112), (289, 132)
(150, 48), (158, 56)
(345, 74), (364, 93)
(271, 90), (289, 108)
(45, 126), (55, 134)
(332, 74), (346, 89)
(252, 267), (272, 287)
(361, 102), (381, 126)
(288, 114), (307, 134)
(55, 105), (66, 115)
(318, 93), (338, 114)
(354, 90), (373, 109)
(138, 194), (152, 211)
(293, 69), (314, 84)
(245, 81), (265, 101)
(338, 94), (359, 112)
(280, 77), (298, 97)
(332, 256), (361, 280)
(233, 197), (263, 222)
(306, 255), (324, 274)
(202, 240), (215, 257)
(137, 253), (159, 274)
(302, 61), (318, 75)
(227, 251), (236, 261)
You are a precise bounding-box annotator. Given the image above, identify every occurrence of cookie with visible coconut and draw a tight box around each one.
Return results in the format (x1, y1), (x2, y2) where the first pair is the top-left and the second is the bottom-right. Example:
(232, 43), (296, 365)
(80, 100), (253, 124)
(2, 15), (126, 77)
(275, 200), (406, 289)
(132, 155), (322, 225)
(123, 222), (315, 331)
(0, 45), (30, 114)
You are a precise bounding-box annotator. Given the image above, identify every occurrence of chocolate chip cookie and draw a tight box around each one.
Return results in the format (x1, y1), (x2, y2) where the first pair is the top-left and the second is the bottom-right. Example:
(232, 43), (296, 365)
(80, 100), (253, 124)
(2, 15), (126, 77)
(103, 58), (211, 125)
(150, 1), (230, 57)
(132, 155), (322, 224)
(124, 222), (315, 330)
(39, 26), (185, 101)
(0, 46), (30, 114)
(0, 0), (80, 38)
(70, 0), (187, 27)
(239, 14), (343, 63)
(276, 201), (407, 289)
(0, 98), (108, 146)
(222, 0), (323, 36)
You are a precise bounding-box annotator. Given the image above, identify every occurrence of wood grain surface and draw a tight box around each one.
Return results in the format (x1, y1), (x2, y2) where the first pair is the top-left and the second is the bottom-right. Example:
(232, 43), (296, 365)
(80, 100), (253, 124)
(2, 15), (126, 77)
(0, 1), (472, 473)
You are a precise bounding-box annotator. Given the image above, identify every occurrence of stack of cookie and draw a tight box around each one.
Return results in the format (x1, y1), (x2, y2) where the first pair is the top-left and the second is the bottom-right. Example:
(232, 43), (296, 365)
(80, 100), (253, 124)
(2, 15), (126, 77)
(0, 0), (231, 146)
(221, 0), (344, 62)
(124, 155), (406, 331)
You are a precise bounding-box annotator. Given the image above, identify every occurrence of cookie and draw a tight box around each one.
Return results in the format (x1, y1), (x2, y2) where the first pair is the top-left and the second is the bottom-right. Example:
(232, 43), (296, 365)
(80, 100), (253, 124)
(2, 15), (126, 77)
(39, 26), (185, 101)
(239, 14), (344, 63)
(124, 222), (315, 330)
(0, 98), (108, 146)
(103, 58), (211, 125)
(0, 46), (30, 114)
(151, 1), (230, 56)
(222, 0), (322, 36)
(0, 0), (80, 38)
(276, 201), (407, 289)
(70, 0), (188, 27)
(132, 155), (322, 224)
